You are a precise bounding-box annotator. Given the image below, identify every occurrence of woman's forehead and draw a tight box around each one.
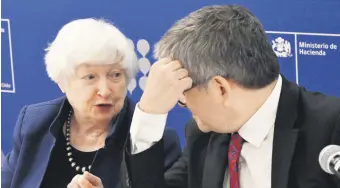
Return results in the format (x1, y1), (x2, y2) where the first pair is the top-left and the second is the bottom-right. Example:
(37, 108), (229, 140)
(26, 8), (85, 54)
(76, 63), (123, 71)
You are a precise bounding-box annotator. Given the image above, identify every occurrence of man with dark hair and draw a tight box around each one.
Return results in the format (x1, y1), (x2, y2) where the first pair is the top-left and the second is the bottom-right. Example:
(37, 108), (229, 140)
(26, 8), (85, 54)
(122, 5), (340, 188)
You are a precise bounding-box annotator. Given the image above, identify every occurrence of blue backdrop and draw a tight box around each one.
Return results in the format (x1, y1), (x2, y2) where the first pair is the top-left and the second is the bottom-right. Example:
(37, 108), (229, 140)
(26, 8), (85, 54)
(2, 0), (340, 159)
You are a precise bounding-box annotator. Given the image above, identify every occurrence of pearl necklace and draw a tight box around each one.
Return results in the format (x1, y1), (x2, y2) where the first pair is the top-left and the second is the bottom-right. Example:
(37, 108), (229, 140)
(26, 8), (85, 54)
(65, 110), (98, 173)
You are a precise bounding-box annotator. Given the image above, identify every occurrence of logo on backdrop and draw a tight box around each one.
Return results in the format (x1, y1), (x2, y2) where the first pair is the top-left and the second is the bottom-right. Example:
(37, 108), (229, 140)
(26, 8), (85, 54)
(1, 19), (16, 93)
(272, 37), (293, 58)
(127, 39), (151, 94)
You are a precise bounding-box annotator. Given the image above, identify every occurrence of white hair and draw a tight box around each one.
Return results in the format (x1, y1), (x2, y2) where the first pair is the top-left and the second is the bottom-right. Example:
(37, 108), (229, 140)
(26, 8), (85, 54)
(44, 18), (138, 83)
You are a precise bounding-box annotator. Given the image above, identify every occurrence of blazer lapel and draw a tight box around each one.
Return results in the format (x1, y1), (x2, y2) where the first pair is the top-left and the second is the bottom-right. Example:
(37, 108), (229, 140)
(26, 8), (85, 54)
(25, 132), (56, 187)
(271, 77), (300, 188)
(12, 122), (57, 188)
(19, 102), (67, 188)
(201, 133), (230, 188)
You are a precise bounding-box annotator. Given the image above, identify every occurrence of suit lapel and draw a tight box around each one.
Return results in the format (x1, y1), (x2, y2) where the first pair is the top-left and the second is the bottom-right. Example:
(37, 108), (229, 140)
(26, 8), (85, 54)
(271, 77), (300, 188)
(201, 133), (230, 188)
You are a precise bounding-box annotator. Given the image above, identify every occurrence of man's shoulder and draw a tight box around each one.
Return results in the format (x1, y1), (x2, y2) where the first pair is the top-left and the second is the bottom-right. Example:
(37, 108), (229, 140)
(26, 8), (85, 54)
(184, 119), (208, 141)
(295, 87), (340, 138)
(163, 128), (181, 148)
(299, 87), (340, 118)
(163, 128), (178, 138)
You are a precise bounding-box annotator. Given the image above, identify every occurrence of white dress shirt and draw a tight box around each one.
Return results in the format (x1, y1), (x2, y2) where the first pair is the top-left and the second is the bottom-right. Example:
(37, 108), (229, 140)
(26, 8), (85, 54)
(130, 76), (282, 188)
(223, 75), (282, 188)
(129, 107), (167, 154)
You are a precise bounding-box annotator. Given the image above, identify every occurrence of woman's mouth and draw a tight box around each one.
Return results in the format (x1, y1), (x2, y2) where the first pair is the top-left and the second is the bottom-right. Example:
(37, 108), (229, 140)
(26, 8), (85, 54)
(95, 103), (113, 112)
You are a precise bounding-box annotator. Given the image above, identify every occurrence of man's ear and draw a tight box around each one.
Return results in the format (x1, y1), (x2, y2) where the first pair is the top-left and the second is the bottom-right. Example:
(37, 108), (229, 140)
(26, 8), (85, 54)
(210, 76), (234, 107)
(212, 76), (230, 95)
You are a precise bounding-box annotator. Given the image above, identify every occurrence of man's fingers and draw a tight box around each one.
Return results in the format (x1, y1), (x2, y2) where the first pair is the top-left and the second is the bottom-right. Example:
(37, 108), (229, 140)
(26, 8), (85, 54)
(179, 77), (193, 92)
(157, 57), (172, 65)
(175, 68), (189, 80)
(83, 171), (102, 186)
(166, 60), (182, 71)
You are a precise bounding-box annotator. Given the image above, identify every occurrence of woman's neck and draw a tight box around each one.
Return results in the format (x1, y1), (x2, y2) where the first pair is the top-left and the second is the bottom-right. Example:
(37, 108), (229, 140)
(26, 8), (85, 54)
(66, 113), (112, 152)
(72, 111), (111, 135)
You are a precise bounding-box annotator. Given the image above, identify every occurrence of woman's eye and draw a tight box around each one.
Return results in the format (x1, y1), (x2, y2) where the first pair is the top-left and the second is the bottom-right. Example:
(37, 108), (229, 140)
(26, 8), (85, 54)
(83, 74), (95, 80)
(110, 72), (122, 78)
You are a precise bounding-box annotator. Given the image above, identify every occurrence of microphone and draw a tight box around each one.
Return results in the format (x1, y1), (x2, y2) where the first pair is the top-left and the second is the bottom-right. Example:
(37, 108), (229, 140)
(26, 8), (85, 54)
(319, 145), (340, 179)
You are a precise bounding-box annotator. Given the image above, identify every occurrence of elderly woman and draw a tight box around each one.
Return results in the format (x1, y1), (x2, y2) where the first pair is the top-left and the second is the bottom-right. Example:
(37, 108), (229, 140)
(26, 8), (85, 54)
(1, 18), (181, 188)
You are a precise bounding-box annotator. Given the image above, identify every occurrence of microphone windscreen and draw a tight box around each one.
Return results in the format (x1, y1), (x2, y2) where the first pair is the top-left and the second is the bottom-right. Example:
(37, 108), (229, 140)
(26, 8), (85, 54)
(319, 145), (340, 174)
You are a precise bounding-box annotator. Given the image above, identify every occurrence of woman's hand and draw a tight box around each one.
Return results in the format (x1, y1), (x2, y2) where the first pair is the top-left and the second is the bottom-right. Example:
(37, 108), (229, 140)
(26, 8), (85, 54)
(67, 171), (103, 188)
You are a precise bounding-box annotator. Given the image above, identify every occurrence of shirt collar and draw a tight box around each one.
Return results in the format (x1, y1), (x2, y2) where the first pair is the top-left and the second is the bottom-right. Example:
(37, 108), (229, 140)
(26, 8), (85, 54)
(238, 75), (282, 148)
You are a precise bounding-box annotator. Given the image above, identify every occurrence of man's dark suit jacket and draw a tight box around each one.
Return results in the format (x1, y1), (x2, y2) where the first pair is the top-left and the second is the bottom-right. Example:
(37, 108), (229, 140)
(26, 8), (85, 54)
(1, 96), (181, 188)
(121, 76), (340, 188)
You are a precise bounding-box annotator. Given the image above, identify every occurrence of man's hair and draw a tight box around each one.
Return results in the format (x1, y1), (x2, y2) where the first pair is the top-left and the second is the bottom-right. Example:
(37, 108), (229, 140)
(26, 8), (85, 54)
(154, 5), (280, 88)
